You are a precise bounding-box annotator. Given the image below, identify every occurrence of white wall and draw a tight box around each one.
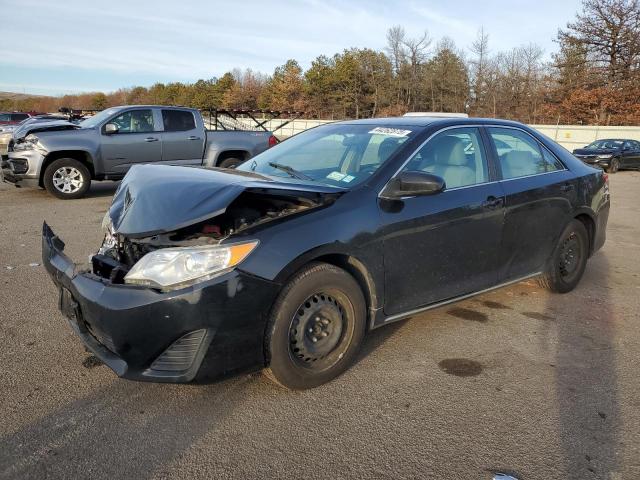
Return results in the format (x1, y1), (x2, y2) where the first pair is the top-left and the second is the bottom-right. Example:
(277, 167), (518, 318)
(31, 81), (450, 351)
(204, 116), (640, 150)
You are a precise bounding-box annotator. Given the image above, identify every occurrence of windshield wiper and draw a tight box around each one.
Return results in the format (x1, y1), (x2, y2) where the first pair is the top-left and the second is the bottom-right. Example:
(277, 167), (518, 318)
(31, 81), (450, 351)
(268, 162), (313, 180)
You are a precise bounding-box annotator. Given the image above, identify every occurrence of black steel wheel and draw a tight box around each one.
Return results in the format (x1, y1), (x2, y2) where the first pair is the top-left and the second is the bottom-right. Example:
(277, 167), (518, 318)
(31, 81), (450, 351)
(538, 219), (589, 293)
(265, 262), (366, 389)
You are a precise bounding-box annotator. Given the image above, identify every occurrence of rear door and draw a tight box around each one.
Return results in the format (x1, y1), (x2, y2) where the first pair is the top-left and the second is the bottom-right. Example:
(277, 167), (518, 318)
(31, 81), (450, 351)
(160, 109), (204, 165)
(100, 108), (162, 174)
(487, 127), (575, 281)
(381, 126), (505, 315)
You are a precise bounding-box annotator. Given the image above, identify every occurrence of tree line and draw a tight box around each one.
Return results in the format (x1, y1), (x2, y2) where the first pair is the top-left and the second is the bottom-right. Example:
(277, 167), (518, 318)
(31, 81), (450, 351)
(3, 0), (639, 125)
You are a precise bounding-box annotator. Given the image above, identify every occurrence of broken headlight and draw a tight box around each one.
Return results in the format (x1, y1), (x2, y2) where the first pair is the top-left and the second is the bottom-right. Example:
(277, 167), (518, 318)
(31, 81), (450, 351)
(124, 241), (259, 290)
(13, 134), (39, 151)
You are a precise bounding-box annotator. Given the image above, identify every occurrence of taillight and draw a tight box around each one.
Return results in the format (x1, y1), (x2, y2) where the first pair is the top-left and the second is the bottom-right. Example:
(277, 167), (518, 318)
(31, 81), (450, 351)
(603, 172), (609, 185)
(268, 135), (278, 148)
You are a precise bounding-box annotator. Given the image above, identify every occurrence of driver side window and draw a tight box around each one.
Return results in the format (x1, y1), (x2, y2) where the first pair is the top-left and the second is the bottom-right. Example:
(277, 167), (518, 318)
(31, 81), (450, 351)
(402, 128), (489, 189)
(109, 109), (154, 133)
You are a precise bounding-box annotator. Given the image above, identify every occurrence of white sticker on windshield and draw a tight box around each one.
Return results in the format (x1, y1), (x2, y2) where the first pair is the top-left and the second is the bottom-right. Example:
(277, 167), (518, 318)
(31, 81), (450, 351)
(342, 175), (355, 183)
(368, 127), (412, 137)
(327, 171), (346, 181)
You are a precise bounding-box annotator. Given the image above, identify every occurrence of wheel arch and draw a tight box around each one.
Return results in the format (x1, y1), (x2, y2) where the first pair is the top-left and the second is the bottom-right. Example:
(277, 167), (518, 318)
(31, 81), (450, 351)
(573, 210), (596, 256)
(216, 150), (250, 166)
(40, 151), (94, 187)
(273, 250), (380, 331)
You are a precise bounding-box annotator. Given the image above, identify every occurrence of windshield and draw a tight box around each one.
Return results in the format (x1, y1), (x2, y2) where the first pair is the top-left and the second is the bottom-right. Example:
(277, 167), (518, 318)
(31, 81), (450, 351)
(585, 140), (624, 150)
(236, 123), (414, 187)
(79, 108), (121, 128)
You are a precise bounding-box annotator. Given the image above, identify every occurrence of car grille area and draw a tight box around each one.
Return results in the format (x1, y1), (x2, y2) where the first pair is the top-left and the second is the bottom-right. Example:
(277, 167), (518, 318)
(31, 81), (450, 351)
(149, 329), (208, 372)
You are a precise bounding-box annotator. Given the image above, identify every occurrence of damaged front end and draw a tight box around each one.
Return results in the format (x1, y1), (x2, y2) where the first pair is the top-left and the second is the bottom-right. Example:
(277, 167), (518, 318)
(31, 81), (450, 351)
(94, 186), (335, 289)
(42, 164), (341, 382)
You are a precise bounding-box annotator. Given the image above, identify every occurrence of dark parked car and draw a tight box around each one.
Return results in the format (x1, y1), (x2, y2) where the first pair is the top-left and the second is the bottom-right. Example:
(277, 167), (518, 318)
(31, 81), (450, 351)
(42, 117), (610, 389)
(573, 138), (640, 172)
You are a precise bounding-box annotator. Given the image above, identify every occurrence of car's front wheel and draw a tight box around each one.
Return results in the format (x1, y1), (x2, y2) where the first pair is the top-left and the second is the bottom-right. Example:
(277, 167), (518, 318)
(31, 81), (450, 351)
(538, 219), (589, 293)
(606, 157), (620, 173)
(43, 158), (91, 199)
(264, 262), (366, 389)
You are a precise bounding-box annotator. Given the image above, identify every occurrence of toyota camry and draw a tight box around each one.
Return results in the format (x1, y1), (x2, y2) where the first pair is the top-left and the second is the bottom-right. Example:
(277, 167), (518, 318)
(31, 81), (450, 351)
(43, 116), (610, 389)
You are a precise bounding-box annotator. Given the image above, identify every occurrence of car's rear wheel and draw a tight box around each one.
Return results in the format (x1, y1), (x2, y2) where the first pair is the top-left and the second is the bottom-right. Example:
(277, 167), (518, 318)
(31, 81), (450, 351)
(538, 219), (589, 293)
(43, 158), (91, 199)
(606, 157), (620, 173)
(264, 262), (366, 389)
(218, 157), (243, 169)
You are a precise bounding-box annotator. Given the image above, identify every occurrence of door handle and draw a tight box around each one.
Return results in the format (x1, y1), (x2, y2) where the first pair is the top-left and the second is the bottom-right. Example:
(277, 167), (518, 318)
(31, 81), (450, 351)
(187, 136), (200, 140)
(482, 196), (504, 209)
(560, 183), (575, 192)
(145, 137), (159, 142)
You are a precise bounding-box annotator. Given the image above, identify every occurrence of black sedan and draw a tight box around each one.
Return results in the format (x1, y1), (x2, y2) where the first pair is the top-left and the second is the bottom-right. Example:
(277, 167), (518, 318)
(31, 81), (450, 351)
(573, 138), (640, 172)
(42, 117), (610, 389)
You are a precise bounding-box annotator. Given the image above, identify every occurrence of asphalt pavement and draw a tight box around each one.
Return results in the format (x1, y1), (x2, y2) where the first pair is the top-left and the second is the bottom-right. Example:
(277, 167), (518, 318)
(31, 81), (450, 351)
(1, 173), (639, 479)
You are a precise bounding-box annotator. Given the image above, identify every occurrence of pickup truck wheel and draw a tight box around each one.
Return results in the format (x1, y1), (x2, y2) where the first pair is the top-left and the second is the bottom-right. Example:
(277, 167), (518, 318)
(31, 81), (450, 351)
(43, 158), (91, 199)
(264, 262), (366, 390)
(218, 157), (243, 169)
(537, 219), (589, 293)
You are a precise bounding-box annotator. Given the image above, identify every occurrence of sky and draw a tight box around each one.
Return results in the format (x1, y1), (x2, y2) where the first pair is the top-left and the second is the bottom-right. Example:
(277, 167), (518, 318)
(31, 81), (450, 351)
(0, 0), (583, 96)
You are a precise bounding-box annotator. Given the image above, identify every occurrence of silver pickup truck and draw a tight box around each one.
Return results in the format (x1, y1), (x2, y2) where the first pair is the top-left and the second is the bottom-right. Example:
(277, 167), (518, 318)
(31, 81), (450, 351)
(1, 105), (275, 199)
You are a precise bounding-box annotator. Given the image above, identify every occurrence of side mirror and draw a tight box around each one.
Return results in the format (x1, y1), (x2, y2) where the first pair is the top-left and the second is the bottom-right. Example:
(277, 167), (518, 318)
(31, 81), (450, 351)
(381, 171), (445, 199)
(104, 123), (119, 135)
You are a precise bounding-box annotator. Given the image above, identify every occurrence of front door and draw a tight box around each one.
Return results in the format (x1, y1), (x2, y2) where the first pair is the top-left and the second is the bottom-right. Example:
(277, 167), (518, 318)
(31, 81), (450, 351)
(381, 127), (505, 315)
(101, 108), (162, 175)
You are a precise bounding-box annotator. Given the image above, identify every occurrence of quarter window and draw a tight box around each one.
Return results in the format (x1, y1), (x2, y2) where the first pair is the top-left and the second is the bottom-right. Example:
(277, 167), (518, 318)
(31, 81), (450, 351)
(108, 109), (154, 133)
(488, 128), (563, 179)
(162, 110), (196, 132)
(402, 127), (488, 189)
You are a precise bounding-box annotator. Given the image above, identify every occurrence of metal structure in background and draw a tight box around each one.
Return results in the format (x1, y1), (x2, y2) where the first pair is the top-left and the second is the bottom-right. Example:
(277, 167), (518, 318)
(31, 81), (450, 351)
(202, 109), (304, 140)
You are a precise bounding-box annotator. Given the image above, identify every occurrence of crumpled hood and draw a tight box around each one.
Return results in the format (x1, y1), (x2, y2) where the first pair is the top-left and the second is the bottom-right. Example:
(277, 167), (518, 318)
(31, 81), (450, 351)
(573, 148), (618, 156)
(14, 120), (78, 140)
(109, 164), (342, 238)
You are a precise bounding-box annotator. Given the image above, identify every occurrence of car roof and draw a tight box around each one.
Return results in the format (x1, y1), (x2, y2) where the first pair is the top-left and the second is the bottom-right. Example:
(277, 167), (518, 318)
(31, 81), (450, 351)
(337, 116), (531, 129)
(592, 138), (629, 142)
(108, 105), (196, 111)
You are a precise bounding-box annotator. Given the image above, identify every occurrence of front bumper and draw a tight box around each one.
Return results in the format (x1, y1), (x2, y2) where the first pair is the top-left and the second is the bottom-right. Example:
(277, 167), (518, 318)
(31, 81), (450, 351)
(2, 150), (44, 187)
(575, 156), (611, 169)
(42, 223), (281, 383)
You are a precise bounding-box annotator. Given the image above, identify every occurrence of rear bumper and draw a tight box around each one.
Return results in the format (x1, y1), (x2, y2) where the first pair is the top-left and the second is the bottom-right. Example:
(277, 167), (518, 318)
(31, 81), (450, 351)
(42, 223), (281, 383)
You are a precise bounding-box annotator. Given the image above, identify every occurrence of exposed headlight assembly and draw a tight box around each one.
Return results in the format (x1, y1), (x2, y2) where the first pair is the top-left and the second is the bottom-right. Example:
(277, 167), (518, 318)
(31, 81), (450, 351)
(13, 134), (39, 151)
(124, 241), (259, 290)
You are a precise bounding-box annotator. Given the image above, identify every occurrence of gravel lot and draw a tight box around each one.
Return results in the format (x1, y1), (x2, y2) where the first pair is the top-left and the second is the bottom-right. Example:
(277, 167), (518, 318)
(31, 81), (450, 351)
(1, 173), (639, 480)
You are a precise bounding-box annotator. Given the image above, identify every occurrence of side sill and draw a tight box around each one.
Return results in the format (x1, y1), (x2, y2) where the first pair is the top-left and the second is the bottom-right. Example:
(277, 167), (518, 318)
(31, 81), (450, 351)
(375, 272), (542, 328)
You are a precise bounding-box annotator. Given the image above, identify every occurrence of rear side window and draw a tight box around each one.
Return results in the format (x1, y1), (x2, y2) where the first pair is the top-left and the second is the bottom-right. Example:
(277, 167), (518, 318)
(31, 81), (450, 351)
(488, 128), (563, 180)
(162, 110), (196, 131)
(11, 113), (29, 121)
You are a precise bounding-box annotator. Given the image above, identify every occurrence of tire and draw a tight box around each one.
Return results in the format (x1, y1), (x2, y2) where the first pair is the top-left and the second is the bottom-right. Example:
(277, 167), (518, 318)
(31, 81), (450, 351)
(537, 219), (589, 293)
(606, 158), (619, 173)
(218, 157), (244, 169)
(264, 262), (366, 390)
(43, 158), (91, 199)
